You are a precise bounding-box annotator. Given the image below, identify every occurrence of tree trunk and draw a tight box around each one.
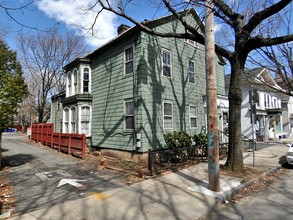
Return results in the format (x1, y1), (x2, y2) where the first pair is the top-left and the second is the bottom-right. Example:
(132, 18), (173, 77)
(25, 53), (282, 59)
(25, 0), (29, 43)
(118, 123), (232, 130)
(0, 131), (2, 169)
(225, 57), (245, 172)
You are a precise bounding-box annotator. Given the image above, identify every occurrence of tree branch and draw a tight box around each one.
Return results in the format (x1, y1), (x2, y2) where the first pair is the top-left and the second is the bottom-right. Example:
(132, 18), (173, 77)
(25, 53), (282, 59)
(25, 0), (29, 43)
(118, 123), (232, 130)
(244, 0), (292, 35)
(247, 34), (293, 51)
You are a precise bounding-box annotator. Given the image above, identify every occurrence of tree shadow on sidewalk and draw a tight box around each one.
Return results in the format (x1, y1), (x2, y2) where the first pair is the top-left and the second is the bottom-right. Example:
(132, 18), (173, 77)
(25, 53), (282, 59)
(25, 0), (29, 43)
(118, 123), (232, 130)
(2, 154), (36, 168)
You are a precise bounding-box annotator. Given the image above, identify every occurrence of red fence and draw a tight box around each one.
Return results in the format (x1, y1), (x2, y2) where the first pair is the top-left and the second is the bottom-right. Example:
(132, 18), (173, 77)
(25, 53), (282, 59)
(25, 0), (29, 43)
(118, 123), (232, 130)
(31, 123), (86, 159)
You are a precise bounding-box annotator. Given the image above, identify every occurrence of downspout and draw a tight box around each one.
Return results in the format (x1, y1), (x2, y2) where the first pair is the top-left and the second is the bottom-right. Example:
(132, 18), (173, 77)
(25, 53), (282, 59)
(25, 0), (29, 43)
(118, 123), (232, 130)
(133, 42), (137, 151)
(133, 36), (141, 151)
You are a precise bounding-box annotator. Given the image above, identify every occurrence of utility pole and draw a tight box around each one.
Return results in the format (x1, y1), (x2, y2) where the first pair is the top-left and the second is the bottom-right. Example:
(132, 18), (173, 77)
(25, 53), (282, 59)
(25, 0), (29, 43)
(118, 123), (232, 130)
(249, 88), (258, 167)
(205, 0), (220, 192)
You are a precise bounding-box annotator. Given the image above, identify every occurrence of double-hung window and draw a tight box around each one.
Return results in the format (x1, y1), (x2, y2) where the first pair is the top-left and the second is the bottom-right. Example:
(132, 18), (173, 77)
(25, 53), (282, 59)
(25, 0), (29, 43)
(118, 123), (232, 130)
(124, 46), (133, 75)
(162, 50), (171, 77)
(57, 97), (61, 110)
(83, 68), (89, 93)
(68, 72), (72, 96)
(64, 108), (69, 133)
(73, 69), (78, 95)
(81, 106), (90, 136)
(188, 60), (195, 83)
(189, 105), (197, 128)
(163, 102), (173, 129)
(71, 107), (77, 133)
(184, 38), (198, 48)
(125, 100), (134, 130)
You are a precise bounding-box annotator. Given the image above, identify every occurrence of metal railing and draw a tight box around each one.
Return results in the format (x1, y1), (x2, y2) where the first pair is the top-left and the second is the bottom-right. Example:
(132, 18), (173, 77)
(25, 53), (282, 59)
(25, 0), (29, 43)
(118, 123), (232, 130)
(148, 143), (228, 176)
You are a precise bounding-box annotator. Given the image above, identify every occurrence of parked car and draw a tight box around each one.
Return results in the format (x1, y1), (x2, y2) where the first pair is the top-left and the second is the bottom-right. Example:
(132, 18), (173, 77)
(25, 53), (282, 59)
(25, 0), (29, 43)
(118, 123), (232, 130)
(286, 143), (293, 165)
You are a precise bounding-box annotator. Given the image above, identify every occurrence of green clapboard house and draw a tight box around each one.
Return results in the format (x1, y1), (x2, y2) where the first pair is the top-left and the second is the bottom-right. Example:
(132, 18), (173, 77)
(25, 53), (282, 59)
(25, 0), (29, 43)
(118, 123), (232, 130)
(51, 9), (227, 162)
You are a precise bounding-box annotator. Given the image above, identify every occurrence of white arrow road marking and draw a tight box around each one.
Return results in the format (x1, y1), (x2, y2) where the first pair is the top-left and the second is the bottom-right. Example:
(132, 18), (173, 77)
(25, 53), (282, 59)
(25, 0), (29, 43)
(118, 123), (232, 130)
(57, 179), (87, 188)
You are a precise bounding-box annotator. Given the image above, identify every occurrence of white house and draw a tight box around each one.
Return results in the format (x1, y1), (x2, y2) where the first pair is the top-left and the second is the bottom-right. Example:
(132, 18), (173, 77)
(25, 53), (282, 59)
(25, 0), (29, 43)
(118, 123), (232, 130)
(226, 67), (284, 142)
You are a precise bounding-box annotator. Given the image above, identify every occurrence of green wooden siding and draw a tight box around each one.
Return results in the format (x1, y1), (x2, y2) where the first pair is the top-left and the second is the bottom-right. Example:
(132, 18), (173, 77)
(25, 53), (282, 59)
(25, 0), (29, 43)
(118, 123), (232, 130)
(91, 36), (140, 151)
(51, 97), (64, 132)
(91, 13), (225, 152)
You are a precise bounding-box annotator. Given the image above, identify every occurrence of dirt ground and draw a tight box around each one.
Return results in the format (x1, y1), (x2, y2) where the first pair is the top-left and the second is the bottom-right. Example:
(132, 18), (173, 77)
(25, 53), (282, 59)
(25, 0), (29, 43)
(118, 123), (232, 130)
(230, 168), (286, 203)
(220, 165), (263, 182)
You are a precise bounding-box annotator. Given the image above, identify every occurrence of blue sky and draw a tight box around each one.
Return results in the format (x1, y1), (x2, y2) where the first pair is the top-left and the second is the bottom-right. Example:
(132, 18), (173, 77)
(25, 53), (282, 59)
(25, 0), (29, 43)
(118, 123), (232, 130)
(1, 0), (291, 71)
(1, 0), (169, 51)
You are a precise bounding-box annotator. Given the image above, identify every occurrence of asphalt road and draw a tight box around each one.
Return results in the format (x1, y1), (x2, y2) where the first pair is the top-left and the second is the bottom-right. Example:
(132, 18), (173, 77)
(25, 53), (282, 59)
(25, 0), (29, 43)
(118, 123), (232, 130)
(1, 132), (127, 215)
(200, 163), (293, 220)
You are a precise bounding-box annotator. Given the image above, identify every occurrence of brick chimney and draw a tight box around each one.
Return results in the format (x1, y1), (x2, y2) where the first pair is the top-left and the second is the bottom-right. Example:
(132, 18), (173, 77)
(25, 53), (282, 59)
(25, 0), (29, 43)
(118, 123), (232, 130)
(117, 24), (130, 35)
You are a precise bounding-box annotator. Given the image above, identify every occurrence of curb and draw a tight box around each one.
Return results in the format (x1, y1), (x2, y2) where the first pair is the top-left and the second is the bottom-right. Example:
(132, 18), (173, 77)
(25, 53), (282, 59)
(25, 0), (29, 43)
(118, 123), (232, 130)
(218, 163), (283, 202)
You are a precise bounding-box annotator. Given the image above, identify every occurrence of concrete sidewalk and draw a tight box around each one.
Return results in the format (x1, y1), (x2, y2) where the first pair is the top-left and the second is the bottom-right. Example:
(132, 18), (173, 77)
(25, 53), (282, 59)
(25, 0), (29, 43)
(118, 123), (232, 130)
(8, 141), (289, 220)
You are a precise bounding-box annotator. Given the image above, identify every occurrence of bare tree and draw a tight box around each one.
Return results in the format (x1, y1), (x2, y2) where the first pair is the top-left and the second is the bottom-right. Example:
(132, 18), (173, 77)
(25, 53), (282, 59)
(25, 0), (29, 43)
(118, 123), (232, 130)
(0, 1), (54, 32)
(247, 3), (292, 93)
(248, 43), (293, 92)
(82, 0), (293, 172)
(17, 28), (88, 123)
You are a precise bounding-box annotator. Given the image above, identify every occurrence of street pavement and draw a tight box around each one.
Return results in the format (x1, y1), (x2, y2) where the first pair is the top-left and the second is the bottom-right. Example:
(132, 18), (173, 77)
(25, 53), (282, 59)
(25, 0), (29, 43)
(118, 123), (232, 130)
(199, 163), (293, 220)
(1, 133), (291, 220)
(0, 133), (127, 216)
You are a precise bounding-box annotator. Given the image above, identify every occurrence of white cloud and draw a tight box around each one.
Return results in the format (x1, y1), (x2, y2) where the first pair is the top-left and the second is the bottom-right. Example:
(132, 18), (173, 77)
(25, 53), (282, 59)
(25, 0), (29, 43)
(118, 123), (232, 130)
(35, 0), (118, 48)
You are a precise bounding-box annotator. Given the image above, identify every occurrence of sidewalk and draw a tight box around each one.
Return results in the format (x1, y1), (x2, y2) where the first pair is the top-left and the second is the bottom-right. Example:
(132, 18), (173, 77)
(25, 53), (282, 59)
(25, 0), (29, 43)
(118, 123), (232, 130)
(8, 141), (289, 220)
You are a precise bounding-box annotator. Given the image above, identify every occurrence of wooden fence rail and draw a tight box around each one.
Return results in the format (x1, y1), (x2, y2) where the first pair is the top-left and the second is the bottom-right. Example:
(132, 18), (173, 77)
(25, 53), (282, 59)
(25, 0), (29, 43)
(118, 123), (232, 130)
(31, 123), (86, 159)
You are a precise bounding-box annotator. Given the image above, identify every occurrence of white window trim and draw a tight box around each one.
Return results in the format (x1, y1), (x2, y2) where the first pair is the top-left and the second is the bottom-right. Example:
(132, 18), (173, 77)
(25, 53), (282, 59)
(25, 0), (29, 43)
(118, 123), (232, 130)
(188, 59), (195, 84)
(63, 107), (70, 133)
(67, 71), (72, 97)
(124, 45), (134, 75)
(124, 99), (134, 130)
(163, 101), (173, 130)
(70, 106), (77, 133)
(79, 105), (92, 137)
(161, 49), (172, 78)
(81, 67), (91, 94)
(189, 104), (197, 129)
(184, 38), (199, 48)
(72, 68), (78, 95)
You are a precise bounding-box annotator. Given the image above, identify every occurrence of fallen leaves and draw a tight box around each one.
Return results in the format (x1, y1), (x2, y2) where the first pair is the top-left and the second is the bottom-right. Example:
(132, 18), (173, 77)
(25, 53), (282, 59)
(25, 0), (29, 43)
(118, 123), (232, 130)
(0, 177), (15, 214)
(230, 168), (285, 203)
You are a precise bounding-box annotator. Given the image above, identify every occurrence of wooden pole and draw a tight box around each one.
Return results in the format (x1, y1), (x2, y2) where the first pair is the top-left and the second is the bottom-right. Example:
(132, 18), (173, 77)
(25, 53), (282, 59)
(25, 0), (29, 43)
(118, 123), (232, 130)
(205, 0), (220, 192)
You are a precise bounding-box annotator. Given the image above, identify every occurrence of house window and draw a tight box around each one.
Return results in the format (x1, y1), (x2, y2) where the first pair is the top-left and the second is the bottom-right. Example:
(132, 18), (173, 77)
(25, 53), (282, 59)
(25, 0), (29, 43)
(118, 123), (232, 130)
(163, 102), (173, 129)
(272, 97), (277, 108)
(71, 107), (77, 133)
(83, 68), (89, 93)
(81, 106), (91, 136)
(188, 60), (195, 83)
(184, 38), (198, 48)
(125, 100), (134, 130)
(64, 108), (69, 133)
(124, 46), (133, 75)
(68, 72), (72, 96)
(60, 119), (63, 133)
(73, 69), (78, 95)
(57, 97), (61, 110)
(189, 105), (197, 128)
(162, 50), (171, 77)
(265, 94), (269, 108)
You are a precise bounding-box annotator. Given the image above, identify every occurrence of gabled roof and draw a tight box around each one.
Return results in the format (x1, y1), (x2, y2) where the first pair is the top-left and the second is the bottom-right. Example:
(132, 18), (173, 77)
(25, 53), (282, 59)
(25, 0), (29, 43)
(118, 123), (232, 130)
(225, 67), (284, 91)
(59, 8), (226, 71)
(86, 8), (204, 58)
(244, 67), (282, 90)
